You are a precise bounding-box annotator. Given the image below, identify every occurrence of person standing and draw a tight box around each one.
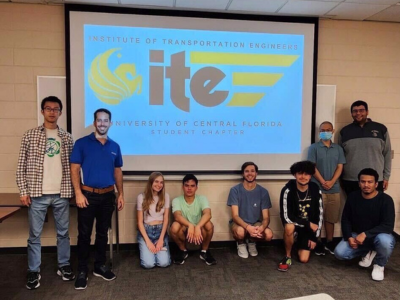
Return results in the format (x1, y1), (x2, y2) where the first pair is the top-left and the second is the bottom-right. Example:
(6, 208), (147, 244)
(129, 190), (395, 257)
(339, 100), (391, 195)
(308, 121), (345, 255)
(17, 96), (75, 290)
(71, 108), (124, 290)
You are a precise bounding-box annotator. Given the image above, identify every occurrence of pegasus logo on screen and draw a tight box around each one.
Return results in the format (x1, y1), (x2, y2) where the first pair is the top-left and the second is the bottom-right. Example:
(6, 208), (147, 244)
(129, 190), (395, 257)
(88, 48), (142, 105)
(149, 50), (299, 112)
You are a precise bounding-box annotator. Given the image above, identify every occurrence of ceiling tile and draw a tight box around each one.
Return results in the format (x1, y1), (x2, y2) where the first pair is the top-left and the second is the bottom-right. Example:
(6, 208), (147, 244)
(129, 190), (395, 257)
(228, 0), (288, 13)
(279, 0), (340, 15)
(119, 0), (173, 6)
(328, 2), (390, 20)
(366, 5), (400, 22)
(175, 0), (230, 10)
(344, 0), (399, 5)
(64, 0), (118, 3)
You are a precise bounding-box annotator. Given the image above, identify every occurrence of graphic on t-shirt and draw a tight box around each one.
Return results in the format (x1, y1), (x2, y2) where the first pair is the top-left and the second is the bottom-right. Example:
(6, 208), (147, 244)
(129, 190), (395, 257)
(297, 190), (311, 220)
(46, 138), (60, 157)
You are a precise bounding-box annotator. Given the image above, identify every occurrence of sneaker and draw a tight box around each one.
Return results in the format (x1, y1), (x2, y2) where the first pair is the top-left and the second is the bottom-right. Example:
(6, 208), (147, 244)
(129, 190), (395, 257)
(247, 241), (258, 257)
(324, 241), (336, 255)
(173, 250), (188, 265)
(314, 242), (326, 256)
(371, 264), (384, 281)
(93, 265), (116, 281)
(237, 242), (249, 258)
(278, 256), (292, 272)
(359, 251), (377, 268)
(26, 272), (41, 290)
(57, 265), (75, 281)
(74, 271), (88, 290)
(199, 250), (217, 266)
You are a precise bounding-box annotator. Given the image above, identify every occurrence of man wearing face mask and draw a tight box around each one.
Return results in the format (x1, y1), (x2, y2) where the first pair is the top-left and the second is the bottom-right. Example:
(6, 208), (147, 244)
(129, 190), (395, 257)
(307, 121), (346, 256)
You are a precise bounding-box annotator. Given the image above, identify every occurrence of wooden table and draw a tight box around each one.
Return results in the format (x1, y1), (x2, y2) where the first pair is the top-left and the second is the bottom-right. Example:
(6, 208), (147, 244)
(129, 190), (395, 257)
(0, 207), (21, 223)
(0, 193), (119, 264)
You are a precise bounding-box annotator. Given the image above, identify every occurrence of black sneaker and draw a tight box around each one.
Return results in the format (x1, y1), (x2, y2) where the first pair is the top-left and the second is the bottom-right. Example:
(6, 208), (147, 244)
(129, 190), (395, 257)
(174, 250), (188, 265)
(57, 265), (75, 281)
(314, 242), (326, 256)
(325, 241), (336, 255)
(93, 265), (116, 281)
(199, 250), (217, 266)
(26, 272), (41, 290)
(74, 271), (88, 290)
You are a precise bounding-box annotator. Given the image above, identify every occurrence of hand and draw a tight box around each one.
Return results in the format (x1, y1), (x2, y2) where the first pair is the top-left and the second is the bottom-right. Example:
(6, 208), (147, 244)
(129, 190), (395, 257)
(383, 180), (389, 191)
(155, 239), (164, 252)
(308, 240), (316, 250)
(309, 222), (318, 232)
(348, 237), (358, 249)
(187, 224), (195, 243)
(322, 180), (334, 190)
(355, 232), (366, 245)
(246, 225), (258, 238)
(117, 194), (124, 211)
(193, 225), (203, 245)
(146, 240), (157, 254)
(75, 192), (89, 208)
(254, 225), (265, 239)
(20, 195), (31, 207)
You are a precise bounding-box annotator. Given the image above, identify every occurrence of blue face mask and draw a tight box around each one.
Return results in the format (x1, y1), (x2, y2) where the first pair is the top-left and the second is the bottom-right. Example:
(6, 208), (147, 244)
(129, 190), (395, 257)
(319, 132), (333, 140)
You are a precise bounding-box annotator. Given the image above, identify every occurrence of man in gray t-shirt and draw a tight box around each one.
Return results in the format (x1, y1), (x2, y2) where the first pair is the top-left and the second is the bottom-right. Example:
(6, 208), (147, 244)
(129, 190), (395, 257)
(227, 162), (273, 258)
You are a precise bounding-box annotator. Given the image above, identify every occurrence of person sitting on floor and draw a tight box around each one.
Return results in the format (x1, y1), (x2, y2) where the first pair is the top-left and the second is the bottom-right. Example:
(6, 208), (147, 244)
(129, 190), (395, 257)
(334, 168), (395, 281)
(137, 172), (171, 269)
(170, 174), (216, 266)
(278, 160), (323, 272)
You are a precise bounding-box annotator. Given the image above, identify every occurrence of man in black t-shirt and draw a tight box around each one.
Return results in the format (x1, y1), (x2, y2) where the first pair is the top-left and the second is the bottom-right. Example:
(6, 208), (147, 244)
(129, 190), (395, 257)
(334, 168), (395, 281)
(278, 161), (323, 272)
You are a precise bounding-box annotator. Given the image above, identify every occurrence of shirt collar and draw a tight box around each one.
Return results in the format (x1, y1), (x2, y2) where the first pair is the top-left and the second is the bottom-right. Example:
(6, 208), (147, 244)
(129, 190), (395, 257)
(318, 140), (335, 148)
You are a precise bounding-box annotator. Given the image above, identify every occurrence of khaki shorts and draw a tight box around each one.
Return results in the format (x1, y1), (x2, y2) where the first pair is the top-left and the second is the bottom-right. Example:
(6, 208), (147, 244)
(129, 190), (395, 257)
(322, 193), (341, 224)
(229, 220), (261, 231)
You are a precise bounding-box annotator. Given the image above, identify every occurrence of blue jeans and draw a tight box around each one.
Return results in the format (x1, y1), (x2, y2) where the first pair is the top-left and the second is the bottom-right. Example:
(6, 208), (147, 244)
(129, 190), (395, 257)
(137, 224), (171, 269)
(28, 195), (70, 272)
(334, 232), (396, 267)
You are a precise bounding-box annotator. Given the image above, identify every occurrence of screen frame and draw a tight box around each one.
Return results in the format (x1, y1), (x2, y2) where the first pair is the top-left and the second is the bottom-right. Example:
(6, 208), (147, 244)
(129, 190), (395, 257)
(64, 4), (319, 176)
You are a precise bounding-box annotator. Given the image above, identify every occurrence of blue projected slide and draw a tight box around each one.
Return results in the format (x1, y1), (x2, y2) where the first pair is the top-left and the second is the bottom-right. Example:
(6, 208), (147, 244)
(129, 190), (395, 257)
(84, 25), (305, 156)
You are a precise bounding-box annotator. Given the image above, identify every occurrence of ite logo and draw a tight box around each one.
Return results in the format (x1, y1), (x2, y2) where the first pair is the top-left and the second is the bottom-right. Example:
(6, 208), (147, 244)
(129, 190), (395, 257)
(89, 48), (299, 112)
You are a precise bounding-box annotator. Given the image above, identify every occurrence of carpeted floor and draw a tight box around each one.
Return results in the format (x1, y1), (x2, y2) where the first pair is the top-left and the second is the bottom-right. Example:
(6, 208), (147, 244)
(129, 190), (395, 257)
(1, 242), (400, 300)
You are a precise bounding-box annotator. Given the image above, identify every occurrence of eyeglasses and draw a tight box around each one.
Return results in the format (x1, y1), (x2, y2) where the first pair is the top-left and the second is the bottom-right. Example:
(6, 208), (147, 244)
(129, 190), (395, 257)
(352, 109), (366, 114)
(43, 107), (61, 113)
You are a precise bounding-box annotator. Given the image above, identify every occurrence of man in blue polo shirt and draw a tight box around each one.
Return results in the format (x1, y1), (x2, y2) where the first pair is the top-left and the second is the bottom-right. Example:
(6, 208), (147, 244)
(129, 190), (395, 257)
(70, 108), (124, 290)
(308, 121), (346, 255)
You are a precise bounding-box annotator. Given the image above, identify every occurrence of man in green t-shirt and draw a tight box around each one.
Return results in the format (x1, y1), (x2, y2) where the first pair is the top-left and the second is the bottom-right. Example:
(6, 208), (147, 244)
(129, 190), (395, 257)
(170, 174), (216, 266)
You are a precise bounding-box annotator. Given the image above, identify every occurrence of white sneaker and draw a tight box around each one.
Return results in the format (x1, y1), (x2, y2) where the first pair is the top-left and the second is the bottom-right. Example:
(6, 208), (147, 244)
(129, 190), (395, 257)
(247, 241), (258, 257)
(359, 251), (377, 268)
(371, 264), (384, 281)
(237, 242), (248, 258)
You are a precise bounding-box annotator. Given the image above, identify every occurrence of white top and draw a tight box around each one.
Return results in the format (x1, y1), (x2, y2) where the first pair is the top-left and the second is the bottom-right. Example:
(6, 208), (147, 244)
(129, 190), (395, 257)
(137, 193), (170, 224)
(42, 128), (62, 194)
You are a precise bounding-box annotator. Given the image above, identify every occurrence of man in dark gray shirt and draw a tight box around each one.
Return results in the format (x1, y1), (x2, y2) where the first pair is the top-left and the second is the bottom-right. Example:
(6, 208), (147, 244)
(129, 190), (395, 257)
(227, 162), (273, 259)
(339, 100), (391, 195)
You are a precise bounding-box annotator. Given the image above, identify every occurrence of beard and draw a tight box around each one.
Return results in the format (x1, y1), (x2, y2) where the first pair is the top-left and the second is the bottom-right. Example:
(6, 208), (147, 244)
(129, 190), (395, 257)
(243, 176), (256, 183)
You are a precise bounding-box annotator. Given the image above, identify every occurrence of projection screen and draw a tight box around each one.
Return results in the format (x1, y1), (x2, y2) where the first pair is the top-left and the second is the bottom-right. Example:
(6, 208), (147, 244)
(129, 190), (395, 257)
(66, 5), (318, 174)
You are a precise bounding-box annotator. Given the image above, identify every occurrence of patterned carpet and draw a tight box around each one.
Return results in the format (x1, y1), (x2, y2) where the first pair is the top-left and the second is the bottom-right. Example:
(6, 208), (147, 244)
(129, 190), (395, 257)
(1, 242), (400, 300)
